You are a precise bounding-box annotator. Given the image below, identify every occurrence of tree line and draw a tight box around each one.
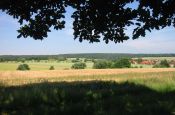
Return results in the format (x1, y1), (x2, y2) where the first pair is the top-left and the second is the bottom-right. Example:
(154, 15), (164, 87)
(1, 53), (175, 62)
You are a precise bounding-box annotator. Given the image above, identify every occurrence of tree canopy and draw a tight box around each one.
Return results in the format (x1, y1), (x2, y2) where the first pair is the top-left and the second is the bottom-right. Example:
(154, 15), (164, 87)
(0, 0), (175, 43)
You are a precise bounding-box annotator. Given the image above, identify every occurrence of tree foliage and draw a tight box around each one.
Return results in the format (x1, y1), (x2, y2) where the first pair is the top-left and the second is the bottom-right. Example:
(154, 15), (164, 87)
(71, 62), (86, 69)
(49, 66), (55, 70)
(153, 59), (170, 68)
(93, 60), (111, 69)
(17, 64), (30, 71)
(112, 58), (131, 68)
(1, 0), (175, 43)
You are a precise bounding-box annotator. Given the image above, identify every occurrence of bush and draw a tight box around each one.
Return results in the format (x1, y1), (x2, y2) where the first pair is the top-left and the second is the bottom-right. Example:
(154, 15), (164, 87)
(93, 60), (111, 69)
(140, 66), (143, 68)
(49, 66), (55, 70)
(17, 64), (30, 71)
(152, 65), (160, 68)
(71, 62), (86, 69)
(112, 58), (131, 68)
(84, 58), (93, 62)
(137, 58), (143, 64)
(71, 59), (80, 63)
(160, 60), (170, 67)
(133, 66), (138, 68)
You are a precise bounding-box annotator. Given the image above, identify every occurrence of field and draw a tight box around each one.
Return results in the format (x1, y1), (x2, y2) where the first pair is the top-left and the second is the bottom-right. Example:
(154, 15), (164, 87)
(1, 56), (175, 71)
(0, 68), (175, 86)
(0, 61), (93, 71)
(141, 57), (175, 60)
(0, 68), (175, 114)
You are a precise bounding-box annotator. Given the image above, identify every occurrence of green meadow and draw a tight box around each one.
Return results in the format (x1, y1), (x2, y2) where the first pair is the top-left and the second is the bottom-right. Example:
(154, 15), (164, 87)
(0, 61), (94, 71)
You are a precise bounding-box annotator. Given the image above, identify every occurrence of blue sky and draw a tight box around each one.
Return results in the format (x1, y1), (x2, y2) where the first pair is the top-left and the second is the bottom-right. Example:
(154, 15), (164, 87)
(0, 7), (175, 55)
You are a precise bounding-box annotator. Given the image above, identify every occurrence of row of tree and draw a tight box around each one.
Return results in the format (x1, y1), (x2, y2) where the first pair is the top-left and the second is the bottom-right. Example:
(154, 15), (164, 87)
(17, 64), (56, 71)
(15, 59), (174, 71)
(16, 58), (131, 71)
(1, 54), (175, 62)
(93, 58), (131, 69)
(71, 58), (132, 69)
(0, 56), (67, 62)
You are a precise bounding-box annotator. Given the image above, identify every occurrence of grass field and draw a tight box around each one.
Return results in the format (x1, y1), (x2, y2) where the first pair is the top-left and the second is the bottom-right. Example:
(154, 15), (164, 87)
(134, 57), (175, 60)
(1, 57), (175, 71)
(1, 68), (175, 85)
(0, 62), (94, 71)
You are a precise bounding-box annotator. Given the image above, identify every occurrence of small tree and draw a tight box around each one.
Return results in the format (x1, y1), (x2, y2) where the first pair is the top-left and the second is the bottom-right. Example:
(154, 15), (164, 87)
(49, 66), (55, 70)
(112, 58), (131, 68)
(137, 58), (143, 64)
(71, 59), (80, 63)
(17, 64), (30, 71)
(71, 62), (86, 69)
(93, 60), (111, 69)
(160, 60), (170, 67)
(0, 58), (5, 62)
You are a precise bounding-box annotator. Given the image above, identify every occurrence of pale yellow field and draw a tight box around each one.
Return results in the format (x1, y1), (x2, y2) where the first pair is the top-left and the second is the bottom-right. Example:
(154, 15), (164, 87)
(0, 68), (175, 78)
(0, 68), (175, 86)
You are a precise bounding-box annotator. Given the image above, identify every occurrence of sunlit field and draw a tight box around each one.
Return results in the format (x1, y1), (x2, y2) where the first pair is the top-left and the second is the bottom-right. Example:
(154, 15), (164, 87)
(0, 61), (94, 71)
(0, 68), (175, 86)
(0, 69), (175, 114)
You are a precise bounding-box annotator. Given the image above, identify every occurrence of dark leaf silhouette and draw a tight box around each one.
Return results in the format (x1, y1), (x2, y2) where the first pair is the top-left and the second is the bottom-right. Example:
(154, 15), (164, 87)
(0, 0), (175, 43)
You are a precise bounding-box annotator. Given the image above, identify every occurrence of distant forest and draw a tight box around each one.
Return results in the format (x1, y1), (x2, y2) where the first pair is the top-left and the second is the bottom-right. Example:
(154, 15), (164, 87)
(0, 53), (175, 61)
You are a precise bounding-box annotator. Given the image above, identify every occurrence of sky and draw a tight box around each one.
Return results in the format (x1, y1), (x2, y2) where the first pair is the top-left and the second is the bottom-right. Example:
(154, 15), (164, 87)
(0, 7), (175, 55)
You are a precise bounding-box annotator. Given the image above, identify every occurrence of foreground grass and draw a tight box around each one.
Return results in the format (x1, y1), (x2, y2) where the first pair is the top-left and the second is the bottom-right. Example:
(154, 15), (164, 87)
(0, 71), (175, 114)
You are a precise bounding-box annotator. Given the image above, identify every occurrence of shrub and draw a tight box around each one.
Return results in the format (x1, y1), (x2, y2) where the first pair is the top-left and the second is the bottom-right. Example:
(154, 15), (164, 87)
(71, 62), (86, 69)
(49, 66), (55, 70)
(71, 59), (80, 63)
(140, 66), (143, 68)
(17, 64), (30, 71)
(112, 58), (131, 68)
(153, 65), (160, 68)
(93, 60), (111, 69)
(84, 58), (93, 62)
(160, 60), (170, 67)
(137, 58), (143, 64)
(133, 66), (138, 68)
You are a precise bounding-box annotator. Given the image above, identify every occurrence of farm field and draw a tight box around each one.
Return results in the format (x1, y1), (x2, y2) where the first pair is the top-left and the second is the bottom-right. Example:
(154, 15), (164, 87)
(0, 61), (94, 71)
(1, 68), (175, 86)
(141, 57), (175, 60)
(1, 56), (175, 71)
(0, 69), (175, 114)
